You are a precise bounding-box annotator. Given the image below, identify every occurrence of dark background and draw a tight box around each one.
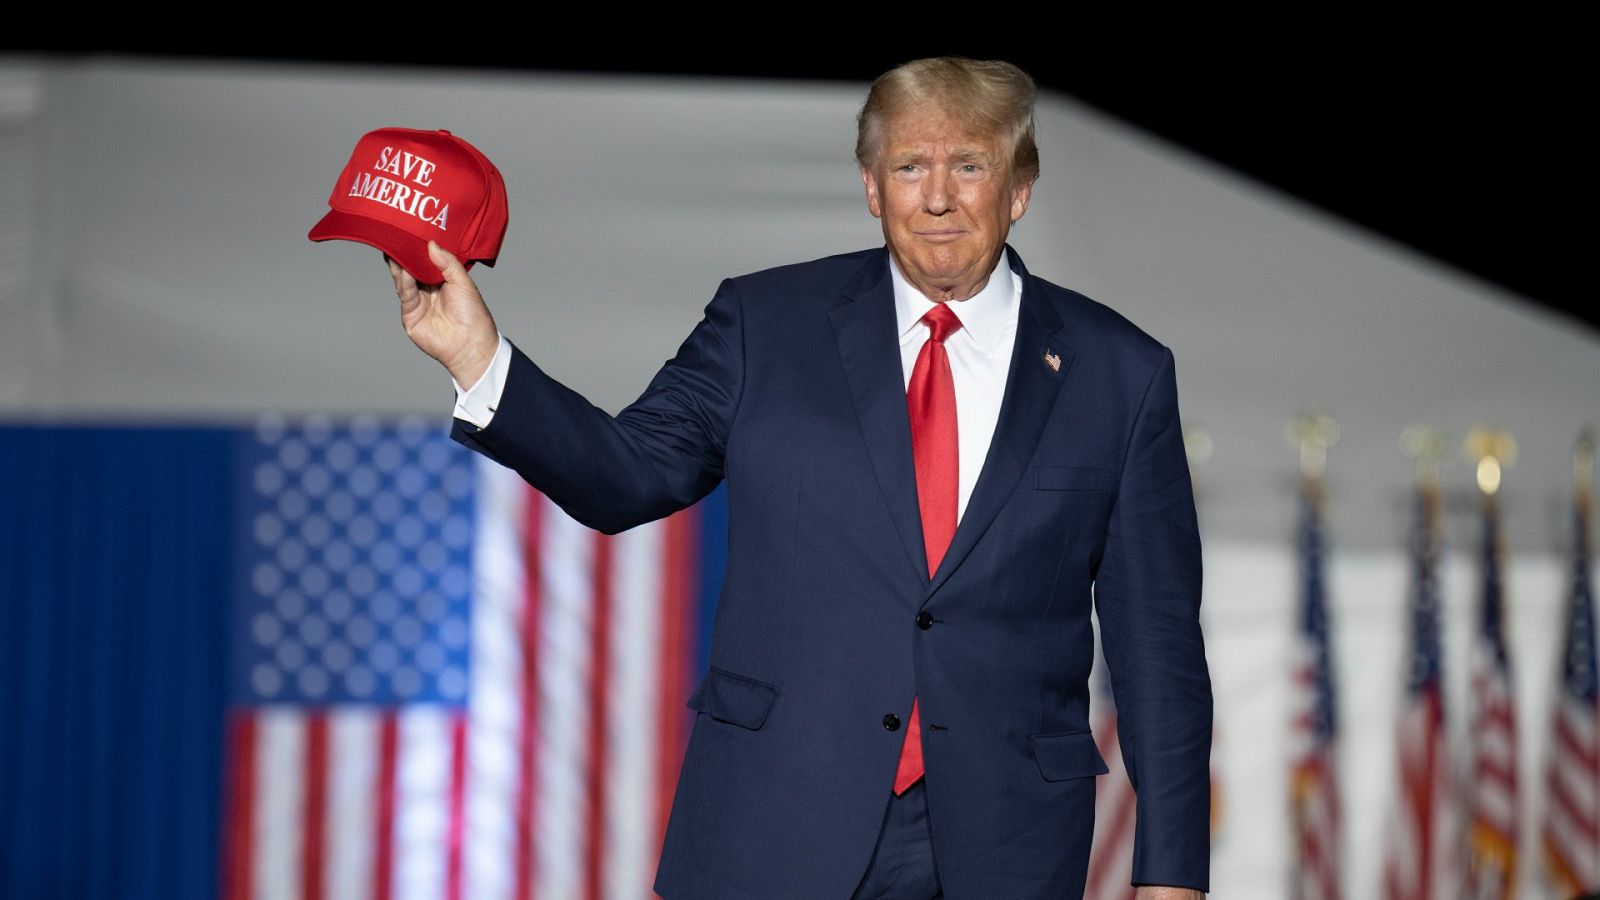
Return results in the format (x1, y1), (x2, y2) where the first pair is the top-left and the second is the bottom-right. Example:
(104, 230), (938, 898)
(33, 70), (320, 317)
(17, 35), (1589, 331)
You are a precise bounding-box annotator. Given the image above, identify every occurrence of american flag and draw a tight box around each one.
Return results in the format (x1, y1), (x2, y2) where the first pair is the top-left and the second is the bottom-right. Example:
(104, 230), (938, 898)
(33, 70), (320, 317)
(1466, 494), (1519, 900)
(1289, 479), (1342, 900)
(1382, 482), (1462, 900)
(1084, 652), (1136, 900)
(220, 418), (704, 900)
(1541, 486), (1599, 897)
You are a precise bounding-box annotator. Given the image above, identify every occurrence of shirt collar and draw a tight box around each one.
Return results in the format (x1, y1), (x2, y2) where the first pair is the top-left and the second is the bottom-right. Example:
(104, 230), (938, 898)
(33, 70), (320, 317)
(890, 248), (1017, 353)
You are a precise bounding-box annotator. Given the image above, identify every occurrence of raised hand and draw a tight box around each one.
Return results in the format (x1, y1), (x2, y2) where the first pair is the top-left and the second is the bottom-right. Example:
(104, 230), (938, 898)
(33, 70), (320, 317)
(386, 240), (501, 387)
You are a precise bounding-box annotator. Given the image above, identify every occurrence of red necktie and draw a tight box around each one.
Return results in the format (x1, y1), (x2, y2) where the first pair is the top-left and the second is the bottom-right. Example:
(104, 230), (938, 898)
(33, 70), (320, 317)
(893, 303), (961, 795)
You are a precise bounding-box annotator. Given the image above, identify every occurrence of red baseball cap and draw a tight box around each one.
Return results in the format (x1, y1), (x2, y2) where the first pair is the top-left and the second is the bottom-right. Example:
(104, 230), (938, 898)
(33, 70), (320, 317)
(309, 127), (508, 283)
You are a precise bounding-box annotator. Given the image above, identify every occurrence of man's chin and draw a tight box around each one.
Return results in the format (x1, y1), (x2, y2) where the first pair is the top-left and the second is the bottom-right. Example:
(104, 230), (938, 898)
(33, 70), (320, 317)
(909, 259), (980, 286)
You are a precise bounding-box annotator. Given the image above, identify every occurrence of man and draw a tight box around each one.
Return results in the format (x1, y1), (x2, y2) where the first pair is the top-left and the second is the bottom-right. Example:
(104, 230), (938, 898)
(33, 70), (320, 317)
(387, 58), (1210, 899)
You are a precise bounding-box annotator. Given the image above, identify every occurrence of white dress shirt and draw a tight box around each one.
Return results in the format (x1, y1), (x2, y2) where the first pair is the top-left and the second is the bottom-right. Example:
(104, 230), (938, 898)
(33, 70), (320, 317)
(454, 249), (1022, 524)
(452, 332), (513, 428)
(890, 249), (1020, 523)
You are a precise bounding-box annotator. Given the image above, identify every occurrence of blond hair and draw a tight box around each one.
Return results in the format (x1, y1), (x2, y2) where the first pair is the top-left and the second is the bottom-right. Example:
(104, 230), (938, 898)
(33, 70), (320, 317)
(855, 57), (1040, 185)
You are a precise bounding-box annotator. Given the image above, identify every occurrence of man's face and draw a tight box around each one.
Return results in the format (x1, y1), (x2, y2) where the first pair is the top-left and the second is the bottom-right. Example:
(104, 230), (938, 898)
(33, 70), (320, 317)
(860, 106), (1032, 303)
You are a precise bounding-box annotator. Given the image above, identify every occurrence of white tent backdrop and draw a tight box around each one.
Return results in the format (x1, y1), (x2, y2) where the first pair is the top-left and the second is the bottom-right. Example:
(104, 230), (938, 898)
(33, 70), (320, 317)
(1, 56), (1594, 898)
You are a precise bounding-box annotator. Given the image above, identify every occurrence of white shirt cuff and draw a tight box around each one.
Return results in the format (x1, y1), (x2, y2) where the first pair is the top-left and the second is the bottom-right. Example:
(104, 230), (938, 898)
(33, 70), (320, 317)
(452, 334), (512, 428)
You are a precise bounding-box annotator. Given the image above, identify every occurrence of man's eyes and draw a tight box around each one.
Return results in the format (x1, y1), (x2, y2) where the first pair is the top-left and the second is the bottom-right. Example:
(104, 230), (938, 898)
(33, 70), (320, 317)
(893, 162), (985, 175)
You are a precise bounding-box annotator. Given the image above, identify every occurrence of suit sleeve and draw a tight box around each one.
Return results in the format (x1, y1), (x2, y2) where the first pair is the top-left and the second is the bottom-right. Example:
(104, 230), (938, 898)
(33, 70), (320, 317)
(1092, 345), (1212, 892)
(450, 277), (744, 535)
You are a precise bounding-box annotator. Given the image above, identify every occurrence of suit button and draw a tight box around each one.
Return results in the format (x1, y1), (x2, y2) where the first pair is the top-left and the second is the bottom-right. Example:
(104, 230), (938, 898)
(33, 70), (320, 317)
(883, 714), (901, 731)
(916, 611), (934, 630)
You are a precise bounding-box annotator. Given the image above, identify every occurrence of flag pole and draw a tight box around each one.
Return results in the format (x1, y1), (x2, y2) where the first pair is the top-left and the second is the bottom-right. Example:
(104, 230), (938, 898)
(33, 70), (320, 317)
(1387, 423), (1451, 900)
(1285, 410), (1341, 900)
(1463, 424), (1520, 900)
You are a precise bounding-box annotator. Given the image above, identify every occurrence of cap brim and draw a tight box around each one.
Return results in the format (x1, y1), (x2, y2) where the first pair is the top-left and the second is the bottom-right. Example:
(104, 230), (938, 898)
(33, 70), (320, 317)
(309, 210), (446, 284)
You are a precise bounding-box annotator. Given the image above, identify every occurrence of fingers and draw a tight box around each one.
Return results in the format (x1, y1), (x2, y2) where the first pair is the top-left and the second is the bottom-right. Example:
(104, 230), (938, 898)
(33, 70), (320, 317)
(385, 252), (414, 292)
(427, 241), (470, 288)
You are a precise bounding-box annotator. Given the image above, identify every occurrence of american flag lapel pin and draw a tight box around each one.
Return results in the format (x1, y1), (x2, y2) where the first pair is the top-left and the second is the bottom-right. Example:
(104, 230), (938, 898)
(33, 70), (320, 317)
(1043, 349), (1061, 372)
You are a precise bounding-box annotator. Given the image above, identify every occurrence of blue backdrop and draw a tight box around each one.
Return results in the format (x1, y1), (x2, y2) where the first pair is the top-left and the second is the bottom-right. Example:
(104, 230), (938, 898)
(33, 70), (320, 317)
(0, 426), (233, 899)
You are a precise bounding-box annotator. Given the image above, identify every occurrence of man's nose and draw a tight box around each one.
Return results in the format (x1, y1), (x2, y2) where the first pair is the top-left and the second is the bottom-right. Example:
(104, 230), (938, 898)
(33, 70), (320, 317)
(923, 170), (952, 214)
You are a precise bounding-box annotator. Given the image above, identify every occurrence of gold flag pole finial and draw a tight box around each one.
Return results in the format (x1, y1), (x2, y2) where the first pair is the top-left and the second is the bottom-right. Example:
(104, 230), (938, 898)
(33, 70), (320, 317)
(1285, 411), (1338, 496)
(1400, 424), (1449, 490)
(1463, 424), (1517, 498)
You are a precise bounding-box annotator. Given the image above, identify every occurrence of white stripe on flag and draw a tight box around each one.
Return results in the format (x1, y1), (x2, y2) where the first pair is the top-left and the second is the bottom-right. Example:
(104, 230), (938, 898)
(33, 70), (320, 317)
(1475, 721), (1515, 771)
(1553, 748), (1599, 826)
(537, 500), (596, 900)
(1552, 795), (1600, 885)
(254, 708), (305, 900)
(1560, 698), (1598, 747)
(464, 460), (530, 900)
(1545, 799), (1585, 865)
(393, 707), (455, 900)
(1473, 779), (1516, 830)
(1557, 777), (1600, 849)
(604, 520), (666, 900)
(324, 710), (379, 900)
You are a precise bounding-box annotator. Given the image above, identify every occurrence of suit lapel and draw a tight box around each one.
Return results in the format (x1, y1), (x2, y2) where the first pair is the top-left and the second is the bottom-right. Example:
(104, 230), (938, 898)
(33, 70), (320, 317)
(929, 247), (1072, 596)
(828, 246), (1074, 594)
(829, 249), (930, 582)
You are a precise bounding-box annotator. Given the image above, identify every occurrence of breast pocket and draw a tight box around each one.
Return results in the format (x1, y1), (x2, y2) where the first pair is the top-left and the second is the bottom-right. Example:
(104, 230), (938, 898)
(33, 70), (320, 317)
(1034, 466), (1116, 493)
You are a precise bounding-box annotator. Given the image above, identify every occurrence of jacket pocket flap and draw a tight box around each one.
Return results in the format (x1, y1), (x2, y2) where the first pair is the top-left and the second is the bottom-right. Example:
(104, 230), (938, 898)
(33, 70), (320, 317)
(686, 665), (779, 730)
(1030, 730), (1110, 781)
(1035, 466), (1115, 492)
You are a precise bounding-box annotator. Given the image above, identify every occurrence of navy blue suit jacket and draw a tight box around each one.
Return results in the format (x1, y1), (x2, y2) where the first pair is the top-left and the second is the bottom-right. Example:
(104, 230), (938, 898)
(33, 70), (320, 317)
(451, 245), (1211, 898)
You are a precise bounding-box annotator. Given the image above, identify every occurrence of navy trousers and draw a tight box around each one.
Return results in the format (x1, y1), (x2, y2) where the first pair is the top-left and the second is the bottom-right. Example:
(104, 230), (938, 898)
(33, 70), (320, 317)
(850, 780), (943, 900)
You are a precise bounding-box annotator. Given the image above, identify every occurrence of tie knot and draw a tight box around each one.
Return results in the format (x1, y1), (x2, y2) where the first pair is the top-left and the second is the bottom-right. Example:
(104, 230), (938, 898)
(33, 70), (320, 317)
(921, 304), (962, 343)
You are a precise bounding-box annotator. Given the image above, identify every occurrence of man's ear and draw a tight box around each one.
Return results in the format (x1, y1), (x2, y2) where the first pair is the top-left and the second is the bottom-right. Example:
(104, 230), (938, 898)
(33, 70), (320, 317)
(861, 165), (883, 219)
(1010, 176), (1033, 224)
